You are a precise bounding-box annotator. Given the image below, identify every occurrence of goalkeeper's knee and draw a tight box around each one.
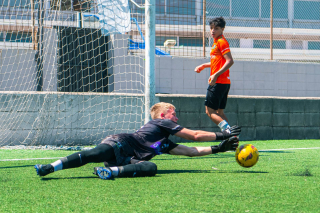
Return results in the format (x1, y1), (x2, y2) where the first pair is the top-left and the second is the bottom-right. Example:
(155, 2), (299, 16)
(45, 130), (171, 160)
(118, 161), (157, 178)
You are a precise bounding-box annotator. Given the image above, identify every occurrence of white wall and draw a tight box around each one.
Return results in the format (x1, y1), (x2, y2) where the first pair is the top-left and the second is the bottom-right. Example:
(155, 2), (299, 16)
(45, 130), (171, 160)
(155, 56), (320, 97)
(1, 33), (320, 98)
(0, 49), (38, 91)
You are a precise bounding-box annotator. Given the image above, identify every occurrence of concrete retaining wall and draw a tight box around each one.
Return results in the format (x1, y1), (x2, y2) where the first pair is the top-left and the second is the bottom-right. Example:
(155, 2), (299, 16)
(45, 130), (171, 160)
(0, 92), (319, 146)
(159, 95), (320, 142)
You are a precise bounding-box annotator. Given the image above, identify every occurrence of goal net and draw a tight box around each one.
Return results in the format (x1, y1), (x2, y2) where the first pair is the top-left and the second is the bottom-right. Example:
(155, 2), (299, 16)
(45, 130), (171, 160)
(0, 0), (147, 147)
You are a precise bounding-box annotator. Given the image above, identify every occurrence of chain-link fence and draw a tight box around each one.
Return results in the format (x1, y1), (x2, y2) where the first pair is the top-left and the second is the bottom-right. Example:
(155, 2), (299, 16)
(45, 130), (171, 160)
(206, 0), (320, 62)
(130, 0), (320, 62)
(1, 0), (319, 62)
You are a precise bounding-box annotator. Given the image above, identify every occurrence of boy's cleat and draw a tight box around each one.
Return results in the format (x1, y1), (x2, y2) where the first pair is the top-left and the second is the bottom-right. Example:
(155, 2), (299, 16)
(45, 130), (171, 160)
(34, 164), (54, 177)
(93, 167), (113, 180)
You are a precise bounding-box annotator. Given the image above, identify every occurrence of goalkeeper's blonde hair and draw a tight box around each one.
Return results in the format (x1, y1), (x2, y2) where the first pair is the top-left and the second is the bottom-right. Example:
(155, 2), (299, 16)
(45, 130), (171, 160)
(150, 102), (176, 119)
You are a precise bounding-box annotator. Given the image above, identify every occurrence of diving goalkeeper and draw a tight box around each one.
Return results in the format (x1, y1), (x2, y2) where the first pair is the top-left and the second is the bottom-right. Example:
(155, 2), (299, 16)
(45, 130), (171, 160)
(35, 102), (241, 180)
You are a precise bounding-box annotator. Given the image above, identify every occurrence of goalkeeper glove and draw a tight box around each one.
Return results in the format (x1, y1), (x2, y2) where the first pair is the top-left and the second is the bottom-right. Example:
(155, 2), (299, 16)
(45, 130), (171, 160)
(215, 125), (241, 140)
(211, 136), (239, 154)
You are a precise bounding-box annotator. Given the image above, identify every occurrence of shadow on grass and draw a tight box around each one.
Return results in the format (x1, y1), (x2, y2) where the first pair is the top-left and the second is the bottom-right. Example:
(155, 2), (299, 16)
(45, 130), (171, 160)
(37, 170), (268, 181)
(0, 164), (35, 169)
(157, 169), (268, 174)
(40, 176), (106, 181)
(290, 169), (313, 177)
(154, 151), (293, 161)
(153, 155), (235, 161)
(259, 150), (294, 153)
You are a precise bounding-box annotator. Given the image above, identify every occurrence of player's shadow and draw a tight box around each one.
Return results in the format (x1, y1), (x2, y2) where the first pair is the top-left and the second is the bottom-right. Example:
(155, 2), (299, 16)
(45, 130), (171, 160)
(157, 169), (268, 174)
(40, 176), (110, 181)
(154, 155), (235, 161)
(0, 164), (35, 169)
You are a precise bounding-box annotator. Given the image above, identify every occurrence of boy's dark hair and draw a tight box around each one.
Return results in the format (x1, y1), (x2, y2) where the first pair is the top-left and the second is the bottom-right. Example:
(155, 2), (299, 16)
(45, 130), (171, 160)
(209, 17), (226, 28)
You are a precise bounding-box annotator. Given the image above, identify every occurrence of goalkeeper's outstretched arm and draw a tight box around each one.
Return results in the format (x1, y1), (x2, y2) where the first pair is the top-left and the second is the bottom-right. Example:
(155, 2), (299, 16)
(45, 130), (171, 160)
(170, 126), (240, 157)
(169, 136), (239, 157)
(174, 125), (241, 141)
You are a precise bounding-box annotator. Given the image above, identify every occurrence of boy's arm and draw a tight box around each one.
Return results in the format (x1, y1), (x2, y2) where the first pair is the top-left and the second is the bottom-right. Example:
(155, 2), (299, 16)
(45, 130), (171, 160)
(174, 125), (241, 142)
(208, 52), (234, 85)
(194, 62), (211, 73)
(169, 136), (239, 157)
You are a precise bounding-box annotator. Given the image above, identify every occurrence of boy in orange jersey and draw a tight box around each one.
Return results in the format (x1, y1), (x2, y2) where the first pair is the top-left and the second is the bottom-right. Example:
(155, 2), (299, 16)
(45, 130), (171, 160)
(195, 17), (234, 132)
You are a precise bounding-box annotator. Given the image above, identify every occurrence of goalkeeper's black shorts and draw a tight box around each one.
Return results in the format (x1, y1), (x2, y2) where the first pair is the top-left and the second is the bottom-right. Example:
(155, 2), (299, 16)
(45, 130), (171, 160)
(100, 137), (135, 167)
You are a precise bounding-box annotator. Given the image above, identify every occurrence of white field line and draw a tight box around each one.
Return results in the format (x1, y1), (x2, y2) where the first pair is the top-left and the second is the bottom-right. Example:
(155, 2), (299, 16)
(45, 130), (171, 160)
(0, 157), (63, 162)
(259, 147), (320, 151)
(1, 147), (320, 162)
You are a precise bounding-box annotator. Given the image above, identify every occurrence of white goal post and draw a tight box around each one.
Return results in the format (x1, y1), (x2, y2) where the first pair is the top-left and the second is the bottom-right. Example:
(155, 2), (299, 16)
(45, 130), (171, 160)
(0, 0), (155, 146)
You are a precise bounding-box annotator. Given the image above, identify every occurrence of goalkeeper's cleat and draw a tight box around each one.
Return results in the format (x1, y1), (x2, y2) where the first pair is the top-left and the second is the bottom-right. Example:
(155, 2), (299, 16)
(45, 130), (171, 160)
(93, 167), (113, 180)
(34, 164), (54, 177)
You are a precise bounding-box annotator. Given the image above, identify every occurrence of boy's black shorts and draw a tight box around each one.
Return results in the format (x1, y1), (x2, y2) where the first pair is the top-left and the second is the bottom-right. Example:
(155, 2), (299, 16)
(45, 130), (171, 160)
(205, 83), (230, 110)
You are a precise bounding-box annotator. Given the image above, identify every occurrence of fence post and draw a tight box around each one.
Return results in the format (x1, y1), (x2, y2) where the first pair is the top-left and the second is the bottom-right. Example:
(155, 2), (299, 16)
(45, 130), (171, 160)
(270, 0), (273, 60)
(203, 0), (206, 57)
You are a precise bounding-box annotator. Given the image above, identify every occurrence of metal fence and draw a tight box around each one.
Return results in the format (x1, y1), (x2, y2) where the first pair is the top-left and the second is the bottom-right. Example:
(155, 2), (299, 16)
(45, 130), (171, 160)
(205, 0), (320, 62)
(130, 0), (320, 62)
(1, 0), (320, 62)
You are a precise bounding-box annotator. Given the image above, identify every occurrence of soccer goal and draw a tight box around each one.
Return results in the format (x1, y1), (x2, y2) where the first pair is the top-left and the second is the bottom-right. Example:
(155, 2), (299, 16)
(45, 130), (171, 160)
(0, 0), (155, 146)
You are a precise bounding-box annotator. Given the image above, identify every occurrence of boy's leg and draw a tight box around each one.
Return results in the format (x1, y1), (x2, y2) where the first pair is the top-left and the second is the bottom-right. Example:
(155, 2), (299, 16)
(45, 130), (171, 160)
(205, 106), (230, 131)
(205, 106), (223, 125)
(94, 160), (157, 179)
(35, 144), (115, 177)
(118, 160), (157, 178)
(60, 144), (115, 169)
(217, 109), (228, 122)
(205, 84), (230, 131)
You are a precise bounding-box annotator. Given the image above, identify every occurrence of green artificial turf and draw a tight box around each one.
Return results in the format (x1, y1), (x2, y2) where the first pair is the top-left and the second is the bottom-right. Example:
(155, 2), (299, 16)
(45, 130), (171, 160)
(1, 140), (320, 212)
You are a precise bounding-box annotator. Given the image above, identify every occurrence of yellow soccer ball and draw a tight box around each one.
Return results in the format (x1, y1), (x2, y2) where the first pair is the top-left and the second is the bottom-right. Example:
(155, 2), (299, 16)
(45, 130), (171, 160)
(235, 144), (259, 168)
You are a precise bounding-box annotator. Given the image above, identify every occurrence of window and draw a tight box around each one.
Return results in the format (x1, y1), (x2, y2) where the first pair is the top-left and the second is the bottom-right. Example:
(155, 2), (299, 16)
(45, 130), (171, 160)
(1, 0), (31, 8)
(156, 0), (165, 14)
(206, 0), (229, 17)
(5, 32), (32, 43)
(0, 32), (4, 42)
(227, 38), (240, 48)
(132, 0), (197, 15)
(167, 0), (196, 15)
(253, 40), (286, 49)
(261, 0), (288, 19)
(253, 40), (270, 49)
(232, 0), (259, 18)
(179, 37), (203, 46)
(294, 1), (320, 20)
(273, 40), (286, 49)
(308, 41), (320, 50)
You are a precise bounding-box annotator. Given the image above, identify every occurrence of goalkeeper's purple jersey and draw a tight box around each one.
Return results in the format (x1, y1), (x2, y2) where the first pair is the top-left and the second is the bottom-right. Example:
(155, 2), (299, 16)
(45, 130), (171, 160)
(115, 119), (183, 161)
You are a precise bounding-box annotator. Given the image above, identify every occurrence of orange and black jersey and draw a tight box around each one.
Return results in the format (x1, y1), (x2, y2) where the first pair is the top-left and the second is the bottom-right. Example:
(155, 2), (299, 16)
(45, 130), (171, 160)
(210, 35), (231, 84)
